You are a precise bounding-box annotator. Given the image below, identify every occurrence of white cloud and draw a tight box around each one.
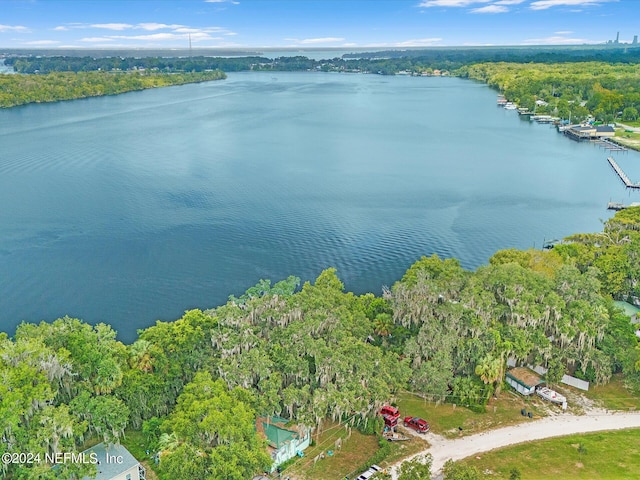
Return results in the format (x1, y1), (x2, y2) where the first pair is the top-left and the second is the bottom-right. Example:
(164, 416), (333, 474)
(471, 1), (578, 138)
(53, 26), (69, 31)
(173, 27), (204, 33)
(106, 32), (220, 43)
(521, 35), (594, 44)
(49, 22), (235, 41)
(0, 24), (30, 33)
(137, 23), (184, 31)
(204, 0), (240, 4)
(555, 30), (575, 34)
(299, 37), (345, 44)
(173, 26), (228, 33)
(529, 0), (616, 10)
(418, 0), (490, 6)
(24, 40), (60, 45)
(471, 5), (509, 12)
(494, 0), (526, 4)
(395, 37), (443, 46)
(91, 23), (133, 30)
(81, 37), (115, 43)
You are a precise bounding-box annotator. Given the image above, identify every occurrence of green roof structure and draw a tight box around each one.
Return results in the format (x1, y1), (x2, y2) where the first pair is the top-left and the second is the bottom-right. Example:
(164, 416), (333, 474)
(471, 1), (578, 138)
(506, 367), (543, 389)
(261, 416), (299, 449)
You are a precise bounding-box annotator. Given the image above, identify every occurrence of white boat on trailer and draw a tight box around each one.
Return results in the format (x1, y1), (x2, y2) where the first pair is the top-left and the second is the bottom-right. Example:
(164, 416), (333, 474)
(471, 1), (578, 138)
(536, 387), (567, 410)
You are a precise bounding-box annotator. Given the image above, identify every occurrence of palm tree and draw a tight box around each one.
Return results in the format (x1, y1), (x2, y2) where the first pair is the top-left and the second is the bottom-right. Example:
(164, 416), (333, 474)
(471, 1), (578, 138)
(373, 313), (394, 337)
(475, 355), (504, 396)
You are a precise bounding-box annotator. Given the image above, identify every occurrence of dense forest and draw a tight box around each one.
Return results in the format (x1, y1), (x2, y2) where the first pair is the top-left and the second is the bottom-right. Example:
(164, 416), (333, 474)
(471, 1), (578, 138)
(1, 207), (639, 479)
(0, 69), (225, 108)
(459, 62), (640, 123)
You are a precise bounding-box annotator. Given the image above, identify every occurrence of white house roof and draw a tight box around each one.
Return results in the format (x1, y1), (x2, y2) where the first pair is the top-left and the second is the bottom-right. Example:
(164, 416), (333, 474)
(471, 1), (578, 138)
(81, 443), (140, 480)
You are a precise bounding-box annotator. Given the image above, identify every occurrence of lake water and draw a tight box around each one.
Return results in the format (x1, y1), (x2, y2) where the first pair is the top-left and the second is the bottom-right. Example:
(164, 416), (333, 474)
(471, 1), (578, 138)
(1, 72), (639, 342)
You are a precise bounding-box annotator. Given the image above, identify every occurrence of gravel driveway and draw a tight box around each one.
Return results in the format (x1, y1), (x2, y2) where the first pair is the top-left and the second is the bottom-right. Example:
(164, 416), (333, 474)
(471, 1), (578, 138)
(389, 410), (640, 479)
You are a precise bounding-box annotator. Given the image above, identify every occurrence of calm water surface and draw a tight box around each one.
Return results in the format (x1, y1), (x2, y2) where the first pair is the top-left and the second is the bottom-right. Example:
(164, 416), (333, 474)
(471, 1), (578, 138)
(1, 72), (639, 342)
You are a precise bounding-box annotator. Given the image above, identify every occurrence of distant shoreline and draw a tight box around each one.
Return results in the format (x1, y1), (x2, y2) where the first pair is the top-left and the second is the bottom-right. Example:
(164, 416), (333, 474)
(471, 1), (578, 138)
(0, 69), (226, 108)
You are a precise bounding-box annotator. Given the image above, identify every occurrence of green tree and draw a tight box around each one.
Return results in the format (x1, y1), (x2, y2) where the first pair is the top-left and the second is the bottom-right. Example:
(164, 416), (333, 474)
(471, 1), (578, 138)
(373, 313), (394, 337)
(442, 459), (480, 480)
(398, 454), (433, 480)
(158, 372), (271, 480)
(622, 107), (638, 121)
(475, 354), (504, 396)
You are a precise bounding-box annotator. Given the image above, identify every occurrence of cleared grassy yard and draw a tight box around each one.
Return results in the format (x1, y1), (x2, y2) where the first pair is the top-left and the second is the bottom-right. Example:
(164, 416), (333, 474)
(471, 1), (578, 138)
(614, 129), (640, 151)
(121, 430), (160, 480)
(458, 428), (640, 479)
(582, 374), (640, 411)
(396, 390), (548, 438)
(283, 422), (380, 480)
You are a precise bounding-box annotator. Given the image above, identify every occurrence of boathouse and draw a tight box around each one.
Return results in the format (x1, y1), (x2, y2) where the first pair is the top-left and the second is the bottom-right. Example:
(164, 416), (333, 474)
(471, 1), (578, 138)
(506, 367), (543, 396)
(565, 124), (616, 140)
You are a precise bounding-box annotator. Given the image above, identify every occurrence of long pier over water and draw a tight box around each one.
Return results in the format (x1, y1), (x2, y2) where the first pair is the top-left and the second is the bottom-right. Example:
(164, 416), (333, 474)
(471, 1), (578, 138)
(607, 156), (640, 189)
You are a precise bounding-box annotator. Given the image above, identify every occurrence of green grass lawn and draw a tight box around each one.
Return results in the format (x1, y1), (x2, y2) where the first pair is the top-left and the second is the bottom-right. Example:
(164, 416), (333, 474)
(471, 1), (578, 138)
(582, 374), (640, 411)
(614, 129), (640, 151)
(282, 419), (430, 480)
(458, 429), (640, 479)
(121, 430), (159, 480)
(619, 119), (640, 128)
(282, 423), (381, 480)
(396, 390), (547, 438)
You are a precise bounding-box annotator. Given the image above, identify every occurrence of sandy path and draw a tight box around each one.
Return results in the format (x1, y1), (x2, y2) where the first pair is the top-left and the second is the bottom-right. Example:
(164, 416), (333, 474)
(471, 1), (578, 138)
(616, 122), (640, 133)
(389, 411), (640, 479)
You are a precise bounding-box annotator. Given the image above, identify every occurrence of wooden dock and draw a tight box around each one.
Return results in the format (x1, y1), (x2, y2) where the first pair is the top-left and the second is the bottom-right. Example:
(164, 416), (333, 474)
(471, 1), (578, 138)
(607, 157), (640, 189)
(596, 138), (628, 152)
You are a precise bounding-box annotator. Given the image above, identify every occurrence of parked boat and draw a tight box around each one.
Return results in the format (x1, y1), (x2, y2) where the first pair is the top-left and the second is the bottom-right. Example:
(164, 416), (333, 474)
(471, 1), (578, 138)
(504, 102), (517, 110)
(536, 387), (567, 409)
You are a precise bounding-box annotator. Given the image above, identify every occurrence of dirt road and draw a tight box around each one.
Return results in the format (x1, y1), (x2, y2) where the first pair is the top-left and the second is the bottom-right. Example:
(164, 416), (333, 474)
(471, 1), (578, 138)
(389, 411), (640, 479)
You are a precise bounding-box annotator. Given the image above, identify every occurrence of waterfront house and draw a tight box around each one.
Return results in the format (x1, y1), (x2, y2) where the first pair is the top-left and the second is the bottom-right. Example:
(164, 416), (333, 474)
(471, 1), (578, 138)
(256, 416), (311, 472)
(565, 124), (616, 140)
(506, 367), (543, 396)
(595, 125), (616, 137)
(81, 443), (146, 480)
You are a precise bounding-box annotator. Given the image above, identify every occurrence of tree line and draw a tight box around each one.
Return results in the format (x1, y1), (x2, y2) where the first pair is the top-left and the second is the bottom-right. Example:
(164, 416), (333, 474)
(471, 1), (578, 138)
(4, 50), (640, 121)
(1, 207), (639, 479)
(459, 61), (640, 123)
(6, 45), (640, 74)
(0, 70), (225, 108)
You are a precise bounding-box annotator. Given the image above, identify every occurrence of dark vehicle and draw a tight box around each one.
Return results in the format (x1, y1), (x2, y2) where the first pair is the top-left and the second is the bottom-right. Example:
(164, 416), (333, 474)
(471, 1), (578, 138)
(379, 405), (400, 427)
(403, 416), (430, 433)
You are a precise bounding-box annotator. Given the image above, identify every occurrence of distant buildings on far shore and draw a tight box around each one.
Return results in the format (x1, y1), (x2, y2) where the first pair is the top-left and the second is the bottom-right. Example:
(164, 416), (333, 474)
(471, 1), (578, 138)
(606, 31), (638, 45)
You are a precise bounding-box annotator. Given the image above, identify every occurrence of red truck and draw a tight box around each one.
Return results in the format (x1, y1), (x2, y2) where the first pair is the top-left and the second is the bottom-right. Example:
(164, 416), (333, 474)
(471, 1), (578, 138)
(379, 405), (400, 427)
(403, 416), (430, 433)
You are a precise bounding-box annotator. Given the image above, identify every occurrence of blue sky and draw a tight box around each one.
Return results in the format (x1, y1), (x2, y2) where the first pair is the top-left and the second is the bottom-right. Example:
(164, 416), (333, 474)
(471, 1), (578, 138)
(0, 0), (638, 49)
